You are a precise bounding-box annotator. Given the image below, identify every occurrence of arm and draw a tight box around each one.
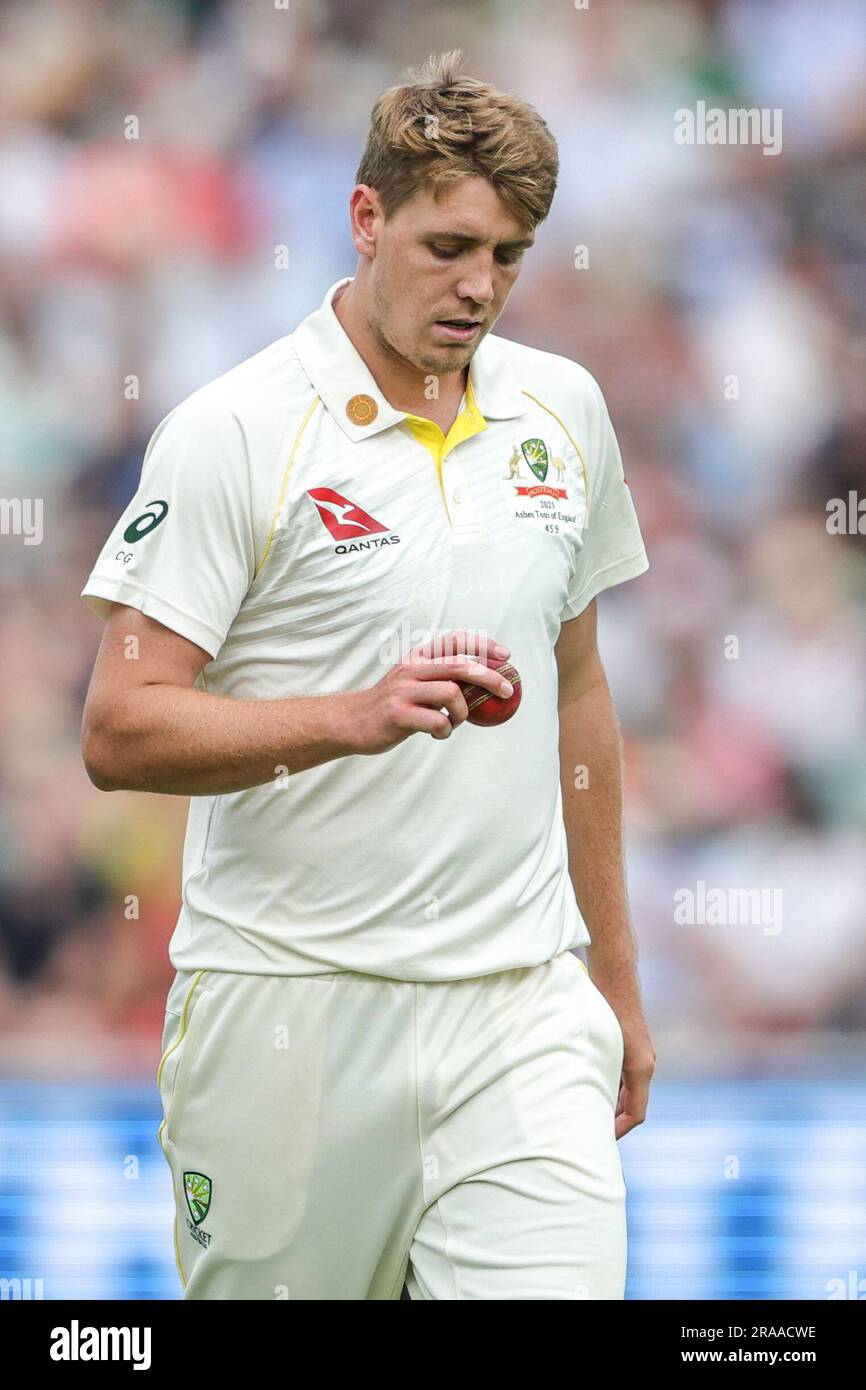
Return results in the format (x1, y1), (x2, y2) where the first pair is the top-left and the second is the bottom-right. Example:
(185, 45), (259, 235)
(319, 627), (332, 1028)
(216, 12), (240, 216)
(81, 604), (360, 794)
(81, 606), (512, 796)
(555, 599), (655, 1138)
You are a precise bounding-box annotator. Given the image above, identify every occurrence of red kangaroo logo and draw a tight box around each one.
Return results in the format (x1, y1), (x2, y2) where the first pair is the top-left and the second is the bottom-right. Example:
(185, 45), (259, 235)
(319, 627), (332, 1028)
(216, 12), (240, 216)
(308, 487), (391, 540)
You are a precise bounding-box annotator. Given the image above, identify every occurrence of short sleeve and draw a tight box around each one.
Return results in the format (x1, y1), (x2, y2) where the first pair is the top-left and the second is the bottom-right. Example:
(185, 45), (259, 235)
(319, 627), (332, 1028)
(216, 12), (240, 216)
(80, 396), (256, 659)
(561, 375), (649, 621)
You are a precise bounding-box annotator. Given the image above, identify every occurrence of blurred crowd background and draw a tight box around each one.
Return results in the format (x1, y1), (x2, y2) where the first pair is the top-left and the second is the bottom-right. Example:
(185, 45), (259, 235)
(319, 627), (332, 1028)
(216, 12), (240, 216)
(1, 0), (865, 1077)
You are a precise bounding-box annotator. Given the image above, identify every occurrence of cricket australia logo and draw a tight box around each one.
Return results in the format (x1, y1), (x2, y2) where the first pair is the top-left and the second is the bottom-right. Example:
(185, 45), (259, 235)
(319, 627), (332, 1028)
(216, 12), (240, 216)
(184, 1171), (211, 1224)
(502, 438), (581, 535)
(184, 1171), (213, 1247)
(521, 437), (550, 482)
(515, 438), (567, 495)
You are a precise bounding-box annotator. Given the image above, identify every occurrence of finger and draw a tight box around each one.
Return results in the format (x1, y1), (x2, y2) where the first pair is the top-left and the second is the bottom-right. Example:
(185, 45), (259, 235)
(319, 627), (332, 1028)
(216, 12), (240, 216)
(614, 1084), (649, 1140)
(412, 680), (470, 727)
(417, 707), (453, 740)
(449, 659), (515, 699)
(404, 654), (476, 682)
(615, 1111), (645, 1141)
(410, 656), (515, 698)
(410, 629), (510, 662)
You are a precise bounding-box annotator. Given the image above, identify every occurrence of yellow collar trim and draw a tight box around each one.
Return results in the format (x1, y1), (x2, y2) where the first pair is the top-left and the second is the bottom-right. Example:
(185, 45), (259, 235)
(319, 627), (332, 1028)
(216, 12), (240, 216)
(403, 376), (488, 467)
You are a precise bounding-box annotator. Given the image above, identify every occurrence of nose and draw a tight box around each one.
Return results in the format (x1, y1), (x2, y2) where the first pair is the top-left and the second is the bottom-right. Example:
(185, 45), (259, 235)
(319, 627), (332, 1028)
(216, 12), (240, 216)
(455, 253), (496, 308)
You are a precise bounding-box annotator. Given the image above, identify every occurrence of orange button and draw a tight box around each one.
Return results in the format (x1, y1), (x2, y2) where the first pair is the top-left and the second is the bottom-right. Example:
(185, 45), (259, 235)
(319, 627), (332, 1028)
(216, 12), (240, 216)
(346, 394), (378, 426)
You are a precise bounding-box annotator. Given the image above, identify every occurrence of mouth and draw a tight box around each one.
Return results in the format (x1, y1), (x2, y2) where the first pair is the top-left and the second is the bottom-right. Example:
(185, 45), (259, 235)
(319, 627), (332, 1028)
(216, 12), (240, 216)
(434, 318), (483, 342)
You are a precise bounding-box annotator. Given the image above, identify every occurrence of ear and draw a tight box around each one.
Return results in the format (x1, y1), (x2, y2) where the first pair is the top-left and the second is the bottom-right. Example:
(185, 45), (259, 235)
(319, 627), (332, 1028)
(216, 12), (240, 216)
(349, 185), (382, 260)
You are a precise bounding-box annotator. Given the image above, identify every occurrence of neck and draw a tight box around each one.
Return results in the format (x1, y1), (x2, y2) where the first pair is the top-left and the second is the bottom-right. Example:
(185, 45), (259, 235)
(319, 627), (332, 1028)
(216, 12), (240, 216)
(331, 275), (467, 419)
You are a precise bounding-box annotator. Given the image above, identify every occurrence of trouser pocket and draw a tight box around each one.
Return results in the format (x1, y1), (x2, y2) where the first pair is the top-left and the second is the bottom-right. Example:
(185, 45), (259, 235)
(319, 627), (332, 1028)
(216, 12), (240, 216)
(559, 950), (624, 1108)
(157, 970), (213, 1148)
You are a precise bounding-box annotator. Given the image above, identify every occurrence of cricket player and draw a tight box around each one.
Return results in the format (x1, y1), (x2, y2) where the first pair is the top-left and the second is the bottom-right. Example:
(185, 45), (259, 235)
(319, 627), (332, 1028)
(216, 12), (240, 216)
(80, 50), (655, 1300)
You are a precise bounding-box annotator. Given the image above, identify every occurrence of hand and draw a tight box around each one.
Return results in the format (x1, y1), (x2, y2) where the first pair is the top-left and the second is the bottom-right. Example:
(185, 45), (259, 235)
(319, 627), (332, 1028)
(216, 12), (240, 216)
(613, 1019), (656, 1141)
(352, 628), (514, 754)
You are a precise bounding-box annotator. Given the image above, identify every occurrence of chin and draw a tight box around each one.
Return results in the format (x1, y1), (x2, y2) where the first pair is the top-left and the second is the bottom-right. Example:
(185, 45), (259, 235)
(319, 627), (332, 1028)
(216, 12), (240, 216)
(428, 342), (474, 367)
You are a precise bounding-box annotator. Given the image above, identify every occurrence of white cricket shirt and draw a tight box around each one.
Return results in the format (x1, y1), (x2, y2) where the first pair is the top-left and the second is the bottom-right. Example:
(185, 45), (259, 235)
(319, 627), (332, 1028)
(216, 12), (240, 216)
(82, 276), (649, 980)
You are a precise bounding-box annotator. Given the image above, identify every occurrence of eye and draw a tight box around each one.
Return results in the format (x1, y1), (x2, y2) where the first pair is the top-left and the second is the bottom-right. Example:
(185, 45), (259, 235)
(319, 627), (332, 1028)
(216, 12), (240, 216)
(495, 249), (523, 267)
(430, 244), (461, 260)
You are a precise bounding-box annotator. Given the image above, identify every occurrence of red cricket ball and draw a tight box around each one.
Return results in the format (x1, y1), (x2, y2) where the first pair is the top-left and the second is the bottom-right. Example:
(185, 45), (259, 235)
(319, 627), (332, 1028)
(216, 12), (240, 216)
(458, 656), (523, 727)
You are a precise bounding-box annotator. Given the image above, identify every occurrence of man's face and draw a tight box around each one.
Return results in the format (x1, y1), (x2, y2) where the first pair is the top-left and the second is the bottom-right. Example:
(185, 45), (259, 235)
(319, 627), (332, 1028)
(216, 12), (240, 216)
(363, 175), (534, 377)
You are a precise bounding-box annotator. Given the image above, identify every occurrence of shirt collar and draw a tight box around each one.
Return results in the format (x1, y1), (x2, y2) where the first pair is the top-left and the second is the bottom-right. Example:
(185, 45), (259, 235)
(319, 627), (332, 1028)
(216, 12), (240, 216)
(293, 276), (528, 442)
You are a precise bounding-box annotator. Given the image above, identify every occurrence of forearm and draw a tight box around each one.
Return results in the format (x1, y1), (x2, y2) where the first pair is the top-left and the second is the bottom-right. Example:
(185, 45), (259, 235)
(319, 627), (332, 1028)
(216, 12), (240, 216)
(86, 685), (364, 795)
(558, 678), (640, 995)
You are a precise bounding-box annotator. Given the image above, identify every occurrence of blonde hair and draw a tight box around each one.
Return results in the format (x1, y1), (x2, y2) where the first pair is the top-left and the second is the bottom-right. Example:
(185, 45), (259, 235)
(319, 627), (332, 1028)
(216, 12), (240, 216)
(356, 50), (559, 230)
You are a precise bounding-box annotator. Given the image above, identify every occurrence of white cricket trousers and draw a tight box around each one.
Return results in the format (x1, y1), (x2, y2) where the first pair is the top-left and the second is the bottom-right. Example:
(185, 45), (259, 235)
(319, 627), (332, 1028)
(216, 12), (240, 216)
(156, 948), (627, 1300)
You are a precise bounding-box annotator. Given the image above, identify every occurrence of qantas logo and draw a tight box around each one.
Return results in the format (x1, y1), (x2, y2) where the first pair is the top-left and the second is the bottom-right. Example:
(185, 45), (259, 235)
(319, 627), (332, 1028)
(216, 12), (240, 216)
(307, 487), (400, 554)
(308, 487), (388, 539)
